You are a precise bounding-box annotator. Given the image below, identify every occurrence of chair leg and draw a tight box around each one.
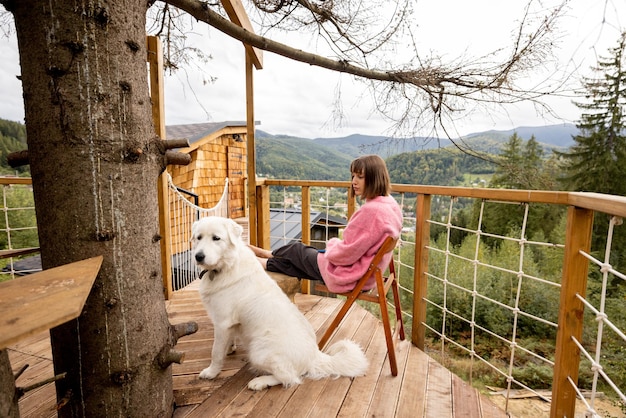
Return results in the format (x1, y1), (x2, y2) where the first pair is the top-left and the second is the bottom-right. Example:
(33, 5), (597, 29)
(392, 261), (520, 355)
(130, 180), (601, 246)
(391, 277), (405, 341)
(318, 293), (359, 350)
(376, 273), (398, 376)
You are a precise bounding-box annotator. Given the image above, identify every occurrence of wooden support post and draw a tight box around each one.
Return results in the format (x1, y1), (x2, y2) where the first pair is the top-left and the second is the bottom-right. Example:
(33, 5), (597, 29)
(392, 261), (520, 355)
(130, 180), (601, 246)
(550, 206), (594, 418)
(245, 50), (258, 246)
(256, 184), (271, 250)
(300, 186), (311, 294)
(347, 186), (356, 219)
(147, 35), (173, 299)
(413, 193), (431, 349)
(301, 186), (311, 245)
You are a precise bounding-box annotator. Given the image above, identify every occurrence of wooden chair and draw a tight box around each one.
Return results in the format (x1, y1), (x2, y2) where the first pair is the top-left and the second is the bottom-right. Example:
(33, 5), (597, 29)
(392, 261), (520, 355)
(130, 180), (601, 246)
(314, 235), (405, 376)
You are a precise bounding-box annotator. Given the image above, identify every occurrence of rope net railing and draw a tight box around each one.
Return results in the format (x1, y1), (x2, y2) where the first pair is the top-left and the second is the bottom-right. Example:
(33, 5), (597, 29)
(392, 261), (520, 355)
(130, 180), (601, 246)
(266, 185), (352, 251)
(0, 181), (39, 281)
(267, 185), (308, 249)
(392, 191), (415, 324)
(258, 179), (626, 415)
(569, 215), (626, 414)
(167, 174), (229, 290)
(423, 197), (565, 411)
(421, 195), (625, 416)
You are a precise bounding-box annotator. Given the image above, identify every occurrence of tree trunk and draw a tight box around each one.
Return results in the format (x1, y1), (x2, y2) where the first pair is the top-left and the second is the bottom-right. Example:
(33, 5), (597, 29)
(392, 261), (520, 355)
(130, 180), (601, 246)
(5, 1), (175, 416)
(0, 349), (19, 418)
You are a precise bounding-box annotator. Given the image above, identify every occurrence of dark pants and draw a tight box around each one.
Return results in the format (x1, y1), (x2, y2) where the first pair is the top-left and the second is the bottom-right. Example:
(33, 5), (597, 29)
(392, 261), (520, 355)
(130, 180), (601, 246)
(266, 242), (324, 282)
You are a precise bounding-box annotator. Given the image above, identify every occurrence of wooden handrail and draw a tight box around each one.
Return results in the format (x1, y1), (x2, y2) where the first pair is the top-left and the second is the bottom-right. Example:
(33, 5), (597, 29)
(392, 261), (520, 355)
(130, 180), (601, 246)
(0, 177), (32, 185)
(0, 247), (39, 259)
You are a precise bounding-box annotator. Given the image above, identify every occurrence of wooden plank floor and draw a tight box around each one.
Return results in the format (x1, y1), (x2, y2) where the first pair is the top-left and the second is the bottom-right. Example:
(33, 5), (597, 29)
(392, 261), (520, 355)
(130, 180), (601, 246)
(166, 281), (506, 418)
(10, 280), (506, 417)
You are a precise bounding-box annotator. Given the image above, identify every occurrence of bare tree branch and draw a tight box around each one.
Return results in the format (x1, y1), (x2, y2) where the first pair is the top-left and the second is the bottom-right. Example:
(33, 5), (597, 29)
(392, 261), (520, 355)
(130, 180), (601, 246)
(166, 0), (414, 81)
(164, 0), (565, 112)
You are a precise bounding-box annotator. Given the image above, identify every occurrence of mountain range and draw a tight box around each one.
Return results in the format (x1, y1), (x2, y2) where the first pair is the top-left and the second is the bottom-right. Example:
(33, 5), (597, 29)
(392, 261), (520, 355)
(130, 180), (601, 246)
(255, 123), (578, 180)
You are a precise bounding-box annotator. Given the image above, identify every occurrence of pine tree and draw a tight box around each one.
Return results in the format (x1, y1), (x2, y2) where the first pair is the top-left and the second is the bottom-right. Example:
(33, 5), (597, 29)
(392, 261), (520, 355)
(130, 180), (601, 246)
(559, 32), (626, 196)
(490, 133), (550, 190)
(559, 32), (626, 279)
(491, 132), (525, 188)
(484, 132), (563, 243)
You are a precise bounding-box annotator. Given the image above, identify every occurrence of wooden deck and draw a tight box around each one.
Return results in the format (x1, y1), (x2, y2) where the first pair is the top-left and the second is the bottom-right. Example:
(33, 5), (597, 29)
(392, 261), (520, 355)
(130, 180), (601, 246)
(10, 280), (507, 417)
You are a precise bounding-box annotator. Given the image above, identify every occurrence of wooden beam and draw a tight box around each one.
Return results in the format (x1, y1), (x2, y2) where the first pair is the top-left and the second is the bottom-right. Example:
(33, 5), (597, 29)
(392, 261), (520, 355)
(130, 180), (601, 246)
(568, 191), (626, 218)
(300, 186), (312, 294)
(413, 193), (431, 349)
(0, 247), (39, 259)
(220, 0), (263, 69)
(245, 53), (258, 245)
(301, 186), (311, 245)
(256, 184), (270, 249)
(0, 177), (31, 185)
(347, 186), (356, 219)
(550, 206), (594, 418)
(147, 35), (175, 299)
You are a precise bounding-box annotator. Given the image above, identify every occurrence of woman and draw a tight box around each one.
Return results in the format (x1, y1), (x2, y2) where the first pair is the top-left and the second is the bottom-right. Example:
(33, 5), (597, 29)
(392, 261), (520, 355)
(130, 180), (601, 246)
(251, 154), (402, 293)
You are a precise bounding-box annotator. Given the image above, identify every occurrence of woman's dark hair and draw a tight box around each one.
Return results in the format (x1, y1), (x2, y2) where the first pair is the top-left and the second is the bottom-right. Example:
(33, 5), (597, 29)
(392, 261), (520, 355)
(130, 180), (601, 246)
(350, 155), (392, 200)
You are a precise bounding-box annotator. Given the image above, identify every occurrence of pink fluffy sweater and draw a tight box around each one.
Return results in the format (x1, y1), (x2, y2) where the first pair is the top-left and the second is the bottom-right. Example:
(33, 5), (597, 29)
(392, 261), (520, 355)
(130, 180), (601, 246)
(317, 195), (402, 293)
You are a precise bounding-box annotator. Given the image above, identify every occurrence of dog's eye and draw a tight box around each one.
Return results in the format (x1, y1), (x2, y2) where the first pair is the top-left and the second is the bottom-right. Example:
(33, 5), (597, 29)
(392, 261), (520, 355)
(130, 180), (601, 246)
(196, 234), (202, 241)
(212, 235), (221, 241)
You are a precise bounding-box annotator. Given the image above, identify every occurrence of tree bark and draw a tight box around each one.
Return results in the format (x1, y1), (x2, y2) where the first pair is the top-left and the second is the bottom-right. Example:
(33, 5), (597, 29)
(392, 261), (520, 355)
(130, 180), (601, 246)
(5, 0), (175, 416)
(0, 350), (19, 418)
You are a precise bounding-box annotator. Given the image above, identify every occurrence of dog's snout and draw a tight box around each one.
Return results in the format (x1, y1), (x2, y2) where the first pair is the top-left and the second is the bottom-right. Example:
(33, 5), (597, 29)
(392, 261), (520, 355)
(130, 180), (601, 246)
(195, 251), (205, 263)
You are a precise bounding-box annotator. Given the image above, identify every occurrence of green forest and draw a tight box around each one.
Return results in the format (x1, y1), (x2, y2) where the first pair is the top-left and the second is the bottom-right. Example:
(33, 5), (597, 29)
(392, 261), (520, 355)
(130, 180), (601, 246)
(0, 118), (29, 176)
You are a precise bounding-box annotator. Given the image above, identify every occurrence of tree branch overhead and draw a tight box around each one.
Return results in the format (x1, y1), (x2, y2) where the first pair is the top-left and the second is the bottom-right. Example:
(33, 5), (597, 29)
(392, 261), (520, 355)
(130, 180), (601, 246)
(164, 0), (567, 133)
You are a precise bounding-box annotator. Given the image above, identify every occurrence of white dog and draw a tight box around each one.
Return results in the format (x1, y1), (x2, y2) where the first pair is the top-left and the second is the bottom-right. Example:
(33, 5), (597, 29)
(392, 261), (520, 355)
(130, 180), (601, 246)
(191, 216), (368, 390)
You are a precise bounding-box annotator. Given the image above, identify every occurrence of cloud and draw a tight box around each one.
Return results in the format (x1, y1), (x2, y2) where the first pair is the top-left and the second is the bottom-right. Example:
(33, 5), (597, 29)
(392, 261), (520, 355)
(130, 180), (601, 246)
(0, 34), (24, 123)
(1, 0), (624, 139)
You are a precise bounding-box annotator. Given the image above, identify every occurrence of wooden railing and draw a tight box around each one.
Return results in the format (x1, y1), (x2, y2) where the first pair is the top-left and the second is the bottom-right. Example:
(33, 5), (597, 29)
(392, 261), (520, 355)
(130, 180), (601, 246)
(254, 178), (626, 418)
(3, 175), (624, 416)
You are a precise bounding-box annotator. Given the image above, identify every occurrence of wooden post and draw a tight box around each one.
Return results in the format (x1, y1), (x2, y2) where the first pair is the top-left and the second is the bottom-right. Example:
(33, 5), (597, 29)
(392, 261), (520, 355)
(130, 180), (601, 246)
(300, 186), (311, 294)
(413, 193), (431, 349)
(347, 186), (356, 219)
(256, 183), (271, 249)
(147, 36), (173, 299)
(245, 51), (258, 246)
(301, 186), (311, 245)
(550, 206), (594, 418)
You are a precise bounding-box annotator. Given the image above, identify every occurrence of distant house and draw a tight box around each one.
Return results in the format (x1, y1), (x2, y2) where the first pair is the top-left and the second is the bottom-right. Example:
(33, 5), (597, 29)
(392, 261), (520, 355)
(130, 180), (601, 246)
(270, 208), (347, 251)
(166, 121), (252, 219)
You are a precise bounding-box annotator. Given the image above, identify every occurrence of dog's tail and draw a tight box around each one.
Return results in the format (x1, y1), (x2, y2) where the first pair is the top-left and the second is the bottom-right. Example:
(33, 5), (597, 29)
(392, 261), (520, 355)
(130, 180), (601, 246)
(307, 340), (368, 380)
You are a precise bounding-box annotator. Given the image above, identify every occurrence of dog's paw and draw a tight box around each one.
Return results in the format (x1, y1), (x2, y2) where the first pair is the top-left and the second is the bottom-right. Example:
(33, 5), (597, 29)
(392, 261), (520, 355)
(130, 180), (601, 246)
(199, 365), (221, 380)
(247, 376), (271, 391)
(247, 375), (283, 391)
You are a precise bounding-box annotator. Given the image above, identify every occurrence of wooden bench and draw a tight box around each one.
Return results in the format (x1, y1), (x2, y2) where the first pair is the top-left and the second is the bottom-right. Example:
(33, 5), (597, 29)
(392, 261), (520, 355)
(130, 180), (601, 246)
(0, 256), (103, 350)
(1, 256), (103, 416)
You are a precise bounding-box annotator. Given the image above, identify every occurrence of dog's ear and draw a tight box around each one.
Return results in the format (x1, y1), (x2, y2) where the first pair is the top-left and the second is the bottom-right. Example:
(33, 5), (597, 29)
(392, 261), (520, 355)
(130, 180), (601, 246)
(226, 218), (244, 245)
(190, 218), (203, 242)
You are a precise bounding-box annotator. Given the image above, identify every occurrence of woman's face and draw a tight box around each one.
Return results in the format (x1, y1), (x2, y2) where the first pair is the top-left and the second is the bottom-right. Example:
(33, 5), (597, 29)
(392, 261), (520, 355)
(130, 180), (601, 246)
(351, 171), (365, 197)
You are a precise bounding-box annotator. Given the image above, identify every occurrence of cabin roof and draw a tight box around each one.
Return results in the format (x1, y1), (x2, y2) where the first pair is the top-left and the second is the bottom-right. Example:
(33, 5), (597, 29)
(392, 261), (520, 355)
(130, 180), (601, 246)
(166, 121), (248, 144)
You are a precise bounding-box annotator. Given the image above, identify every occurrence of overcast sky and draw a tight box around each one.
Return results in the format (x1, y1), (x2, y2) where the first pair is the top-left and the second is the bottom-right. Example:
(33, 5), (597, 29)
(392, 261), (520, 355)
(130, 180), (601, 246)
(0, 0), (624, 139)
